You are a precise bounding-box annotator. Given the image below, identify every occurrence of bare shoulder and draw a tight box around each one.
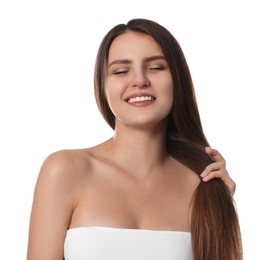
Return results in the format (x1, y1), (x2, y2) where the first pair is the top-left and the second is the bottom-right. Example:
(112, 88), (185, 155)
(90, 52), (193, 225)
(170, 157), (201, 190)
(33, 148), (96, 215)
(36, 143), (110, 195)
(27, 148), (95, 259)
(171, 159), (201, 216)
(38, 148), (92, 184)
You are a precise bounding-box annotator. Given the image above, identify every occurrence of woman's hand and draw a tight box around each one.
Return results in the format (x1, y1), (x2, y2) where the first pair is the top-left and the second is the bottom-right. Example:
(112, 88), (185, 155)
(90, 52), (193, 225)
(200, 147), (236, 196)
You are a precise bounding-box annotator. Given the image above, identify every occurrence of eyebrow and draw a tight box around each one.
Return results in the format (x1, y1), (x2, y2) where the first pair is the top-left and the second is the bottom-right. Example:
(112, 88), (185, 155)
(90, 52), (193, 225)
(108, 55), (166, 68)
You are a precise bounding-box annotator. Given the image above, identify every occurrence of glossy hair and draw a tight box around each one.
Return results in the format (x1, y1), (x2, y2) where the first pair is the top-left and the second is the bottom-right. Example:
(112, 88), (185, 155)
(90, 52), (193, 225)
(94, 18), (242, 260)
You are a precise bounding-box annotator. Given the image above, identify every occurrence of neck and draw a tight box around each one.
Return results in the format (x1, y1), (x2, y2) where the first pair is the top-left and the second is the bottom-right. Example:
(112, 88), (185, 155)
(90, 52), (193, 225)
(108, 122), (169, 178)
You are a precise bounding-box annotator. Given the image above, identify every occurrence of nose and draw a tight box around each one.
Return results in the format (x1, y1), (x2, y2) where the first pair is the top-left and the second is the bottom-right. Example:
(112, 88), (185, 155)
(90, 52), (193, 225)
(130, 69), (150, 88)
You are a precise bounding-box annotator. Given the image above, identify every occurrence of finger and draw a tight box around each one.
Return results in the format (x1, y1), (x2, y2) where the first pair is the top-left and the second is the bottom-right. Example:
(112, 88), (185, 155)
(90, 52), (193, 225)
(205, 147), (225, 163)
(200, 162), (223, 177)
(202, 174), (215, 182)
(202, 170), (228, 182)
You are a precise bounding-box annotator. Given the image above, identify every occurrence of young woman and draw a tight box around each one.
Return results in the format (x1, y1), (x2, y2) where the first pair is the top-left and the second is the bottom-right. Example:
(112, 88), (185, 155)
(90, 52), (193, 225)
(27, 18), (242, 260)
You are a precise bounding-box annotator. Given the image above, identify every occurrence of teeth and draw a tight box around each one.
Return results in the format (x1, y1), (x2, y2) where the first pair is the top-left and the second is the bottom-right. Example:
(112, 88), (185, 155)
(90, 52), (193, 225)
(128, 96), (154, 103)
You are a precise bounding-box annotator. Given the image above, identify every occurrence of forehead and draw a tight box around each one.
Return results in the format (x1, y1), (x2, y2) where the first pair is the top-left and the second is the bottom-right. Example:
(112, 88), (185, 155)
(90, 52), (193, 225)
(108, 31), (164, 62)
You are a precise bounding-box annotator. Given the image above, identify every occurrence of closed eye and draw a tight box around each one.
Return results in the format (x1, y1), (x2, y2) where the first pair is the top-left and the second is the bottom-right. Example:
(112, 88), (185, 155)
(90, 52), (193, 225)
(147, 66), (165, 71)
(113, 69), (129, 75)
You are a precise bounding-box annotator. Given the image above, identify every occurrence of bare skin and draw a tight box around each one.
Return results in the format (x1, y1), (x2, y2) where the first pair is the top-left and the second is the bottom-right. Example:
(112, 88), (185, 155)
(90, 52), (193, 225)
(27, 141), (234, 260)
(27, 31), (236, 260)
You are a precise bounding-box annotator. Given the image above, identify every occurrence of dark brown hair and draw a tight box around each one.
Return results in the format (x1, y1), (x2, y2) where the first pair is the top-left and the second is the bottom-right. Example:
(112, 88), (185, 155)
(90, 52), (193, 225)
(94, 18), (242, 260)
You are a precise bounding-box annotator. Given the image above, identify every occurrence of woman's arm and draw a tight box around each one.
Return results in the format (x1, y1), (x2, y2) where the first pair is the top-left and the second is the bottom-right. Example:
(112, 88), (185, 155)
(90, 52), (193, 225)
(200, 147), (236, 195)
(27, 151), (82, 260)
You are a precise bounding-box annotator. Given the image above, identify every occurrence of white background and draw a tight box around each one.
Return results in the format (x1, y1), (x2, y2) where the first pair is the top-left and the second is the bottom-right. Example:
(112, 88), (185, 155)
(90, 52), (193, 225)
(1, 0), (272, 259)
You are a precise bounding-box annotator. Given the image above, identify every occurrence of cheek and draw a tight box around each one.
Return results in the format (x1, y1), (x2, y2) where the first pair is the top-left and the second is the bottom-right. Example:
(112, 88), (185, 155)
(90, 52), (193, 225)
(104, 78), (124, 114)
(104, 87), (115, 112)
(104, 78), (116, 103)
(104, 76), (125, 97)
(103, 83), (113, 113)
(104, 84), (111, 103)
(161, 78), (174, 105)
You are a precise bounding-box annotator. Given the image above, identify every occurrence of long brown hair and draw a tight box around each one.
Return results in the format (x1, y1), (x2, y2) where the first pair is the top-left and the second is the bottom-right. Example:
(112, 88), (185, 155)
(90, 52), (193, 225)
(94, 18), (242, 260)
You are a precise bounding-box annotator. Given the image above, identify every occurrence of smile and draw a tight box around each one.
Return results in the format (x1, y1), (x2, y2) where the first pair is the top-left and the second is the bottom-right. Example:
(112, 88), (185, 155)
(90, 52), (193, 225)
(127, 96), (155, 103)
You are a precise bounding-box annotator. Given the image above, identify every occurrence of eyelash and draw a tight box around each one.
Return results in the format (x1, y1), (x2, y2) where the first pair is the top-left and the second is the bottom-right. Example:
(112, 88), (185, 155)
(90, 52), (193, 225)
(112, 66), (165, 75)
(113, 70), (129, 75)
(148, 66), (164, 71)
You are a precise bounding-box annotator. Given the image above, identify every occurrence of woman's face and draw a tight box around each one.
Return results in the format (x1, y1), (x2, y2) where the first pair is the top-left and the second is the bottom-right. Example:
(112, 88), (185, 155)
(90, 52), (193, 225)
(105, 31), (173, 129)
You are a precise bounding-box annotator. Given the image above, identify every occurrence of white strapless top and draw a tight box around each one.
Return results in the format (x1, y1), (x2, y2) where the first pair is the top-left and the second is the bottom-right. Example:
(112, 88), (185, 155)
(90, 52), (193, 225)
(64, 226), (193, 260)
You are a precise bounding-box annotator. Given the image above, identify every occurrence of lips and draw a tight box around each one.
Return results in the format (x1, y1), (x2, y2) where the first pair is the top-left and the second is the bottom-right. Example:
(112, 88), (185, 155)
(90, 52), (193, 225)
(125, 93), (156, 103)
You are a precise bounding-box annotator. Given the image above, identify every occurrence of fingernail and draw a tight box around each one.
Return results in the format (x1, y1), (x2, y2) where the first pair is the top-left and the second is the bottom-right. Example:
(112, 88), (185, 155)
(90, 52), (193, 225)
(202, 176), (209, 182)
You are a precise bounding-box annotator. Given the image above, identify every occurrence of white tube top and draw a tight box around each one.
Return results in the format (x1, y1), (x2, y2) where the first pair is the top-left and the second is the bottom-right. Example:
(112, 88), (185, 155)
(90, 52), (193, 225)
(64, 226), (193, 260)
